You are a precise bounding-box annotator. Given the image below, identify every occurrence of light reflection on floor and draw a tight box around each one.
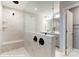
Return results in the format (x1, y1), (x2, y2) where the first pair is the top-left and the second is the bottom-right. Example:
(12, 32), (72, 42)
(0, 47), (79, 57)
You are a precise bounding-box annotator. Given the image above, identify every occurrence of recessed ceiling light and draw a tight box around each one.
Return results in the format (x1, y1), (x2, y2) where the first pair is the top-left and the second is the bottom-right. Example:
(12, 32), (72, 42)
(54, 14), (60, 18)
(13, 1), (19, 4)
(34, 8), (38, 11)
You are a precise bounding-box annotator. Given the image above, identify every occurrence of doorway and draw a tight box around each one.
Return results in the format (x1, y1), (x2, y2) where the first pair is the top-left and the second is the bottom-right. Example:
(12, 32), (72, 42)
(70, 7), (79, 49)
(65, 5), (79, 55)
(65, 10), (73, 55)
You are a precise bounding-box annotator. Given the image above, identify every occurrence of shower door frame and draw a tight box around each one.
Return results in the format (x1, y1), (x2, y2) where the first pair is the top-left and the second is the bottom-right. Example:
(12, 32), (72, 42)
(63, 2), (79, 56)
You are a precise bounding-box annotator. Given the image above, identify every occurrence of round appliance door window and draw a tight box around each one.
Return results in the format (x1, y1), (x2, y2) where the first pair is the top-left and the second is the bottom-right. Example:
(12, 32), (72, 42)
(33, 36), (37, 42)
(39, 38), (44, 45)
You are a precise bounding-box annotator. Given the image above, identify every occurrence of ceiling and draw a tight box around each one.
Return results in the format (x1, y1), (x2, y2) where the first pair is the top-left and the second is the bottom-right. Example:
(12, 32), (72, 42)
(2, 1), (59, 13)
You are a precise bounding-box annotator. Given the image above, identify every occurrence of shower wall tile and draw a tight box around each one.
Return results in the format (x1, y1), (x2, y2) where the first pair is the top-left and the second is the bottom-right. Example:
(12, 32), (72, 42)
(2, 7), (24, 42)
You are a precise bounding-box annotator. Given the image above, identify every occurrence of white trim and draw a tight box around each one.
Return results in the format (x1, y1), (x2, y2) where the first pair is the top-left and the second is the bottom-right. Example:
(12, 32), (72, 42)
(2, 40), (24, 45)
(63, 2), (79, 10)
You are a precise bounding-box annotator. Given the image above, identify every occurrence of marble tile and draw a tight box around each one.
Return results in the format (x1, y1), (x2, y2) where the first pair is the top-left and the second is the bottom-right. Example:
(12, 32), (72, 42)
(56, 48), (79, 57)
(0, 47), (30, 57)
(1, 47), (79, 57)
(2, 40), (24, 53)
(55, 48), (67, 57)
(68, 49), (79, 57)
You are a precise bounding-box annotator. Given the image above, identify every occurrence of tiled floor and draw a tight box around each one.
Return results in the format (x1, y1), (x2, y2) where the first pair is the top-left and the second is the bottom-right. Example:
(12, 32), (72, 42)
(68, 49), (79, 57)
(55, 48), (66, 57)
(56, 48), (79, 57)
(0, 47), (79, 57)
(0, 47), (30, 57)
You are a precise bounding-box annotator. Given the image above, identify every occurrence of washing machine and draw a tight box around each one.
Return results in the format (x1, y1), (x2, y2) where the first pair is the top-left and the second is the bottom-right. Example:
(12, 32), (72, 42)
(24, 32), (56, 57)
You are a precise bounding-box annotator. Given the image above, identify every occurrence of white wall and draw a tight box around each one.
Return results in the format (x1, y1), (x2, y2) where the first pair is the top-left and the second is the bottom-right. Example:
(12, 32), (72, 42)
(24, 13), (37, 33)
(35, 14), (45, 32)
(2, 6), (37, 44)
(0, 1), (2, 53)
(2, 7), (24, 42)
(54, 1), (60, 14)
(36, 12), (53, 33)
